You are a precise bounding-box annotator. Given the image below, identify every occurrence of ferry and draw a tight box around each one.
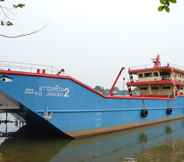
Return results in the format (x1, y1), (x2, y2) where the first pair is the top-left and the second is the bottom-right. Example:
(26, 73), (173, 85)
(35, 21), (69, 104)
(0, 55), (184, 138)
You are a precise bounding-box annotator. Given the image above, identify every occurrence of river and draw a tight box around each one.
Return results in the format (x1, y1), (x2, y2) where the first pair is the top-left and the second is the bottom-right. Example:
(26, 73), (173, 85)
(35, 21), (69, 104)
(0, 117), (184, 162)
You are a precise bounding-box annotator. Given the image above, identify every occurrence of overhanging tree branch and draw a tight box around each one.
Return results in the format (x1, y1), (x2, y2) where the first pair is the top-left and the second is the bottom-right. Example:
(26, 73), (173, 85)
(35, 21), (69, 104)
(0, 24), (47, 38)
(0, 1), (24, 26)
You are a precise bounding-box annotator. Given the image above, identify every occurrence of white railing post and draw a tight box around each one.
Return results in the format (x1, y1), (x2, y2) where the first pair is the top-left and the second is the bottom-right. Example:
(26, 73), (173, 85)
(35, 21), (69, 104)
(0, 61), (61, 75)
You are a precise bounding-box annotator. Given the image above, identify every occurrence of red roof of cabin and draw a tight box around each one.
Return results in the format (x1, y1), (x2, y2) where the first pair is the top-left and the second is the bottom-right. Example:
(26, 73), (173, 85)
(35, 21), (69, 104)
(128, 66), (184, 75)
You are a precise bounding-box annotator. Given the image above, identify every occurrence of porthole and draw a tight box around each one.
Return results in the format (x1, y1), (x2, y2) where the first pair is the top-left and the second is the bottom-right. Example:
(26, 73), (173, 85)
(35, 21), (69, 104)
(166, 108), (172, 115)
(140, 109), (148, 118)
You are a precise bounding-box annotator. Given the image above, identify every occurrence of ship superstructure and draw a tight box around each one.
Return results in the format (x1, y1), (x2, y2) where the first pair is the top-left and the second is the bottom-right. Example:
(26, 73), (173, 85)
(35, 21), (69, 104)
(127, 55), (184, 97)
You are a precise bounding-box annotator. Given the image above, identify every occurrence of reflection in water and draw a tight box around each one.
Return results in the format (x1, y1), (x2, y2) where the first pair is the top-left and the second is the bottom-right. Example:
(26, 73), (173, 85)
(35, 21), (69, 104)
(139, 133), (148, 144)
(165, 126), (173, 135)
(0, 138), (70, 162)
(1, 120), (184, 162)
(137, 138), (184, 162)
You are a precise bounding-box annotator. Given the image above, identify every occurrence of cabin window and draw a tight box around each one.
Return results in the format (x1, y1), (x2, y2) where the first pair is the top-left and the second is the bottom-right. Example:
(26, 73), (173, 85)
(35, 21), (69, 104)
(162, 86), (171, 89)
(153, 72), (159, 77)
(140, 87), (148, 90)
(160, 72), (170, 80)
(138, 74), (143, 78)
(144, 73), (152, 77)
(151, 86), (159, 90)
(160, 72), (170, 76)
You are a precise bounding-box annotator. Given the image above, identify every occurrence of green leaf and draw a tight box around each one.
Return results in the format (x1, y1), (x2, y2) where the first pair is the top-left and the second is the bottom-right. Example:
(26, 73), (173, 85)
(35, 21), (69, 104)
(6, 21), (13, 26)
(0, 21), (4, 26)
(169, 0), (176, 3)
(165, 6), (170, 12)
(17, 3), (25, 8)
(165, 0), (170, 6)
(160, 0), (167, 4)
(158, 5), (165, 11)
(13, 3), (25, 8)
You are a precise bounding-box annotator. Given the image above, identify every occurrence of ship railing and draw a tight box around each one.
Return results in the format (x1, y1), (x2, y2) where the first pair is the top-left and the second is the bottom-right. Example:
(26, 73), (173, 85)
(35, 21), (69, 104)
(129, 64), (152, 70)
(0, 61), (62, 75)
(129, 63), (184, 71)
(169, 63), (184, 71)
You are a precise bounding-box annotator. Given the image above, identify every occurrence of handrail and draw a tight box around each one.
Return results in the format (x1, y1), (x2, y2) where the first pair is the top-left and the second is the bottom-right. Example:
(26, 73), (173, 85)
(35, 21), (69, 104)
(129, 63), (184, 72)
(0, 61), (63, 75)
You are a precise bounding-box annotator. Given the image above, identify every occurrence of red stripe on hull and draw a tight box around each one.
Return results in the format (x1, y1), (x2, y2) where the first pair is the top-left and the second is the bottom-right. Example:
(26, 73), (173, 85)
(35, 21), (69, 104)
(0, 70), (174, 100)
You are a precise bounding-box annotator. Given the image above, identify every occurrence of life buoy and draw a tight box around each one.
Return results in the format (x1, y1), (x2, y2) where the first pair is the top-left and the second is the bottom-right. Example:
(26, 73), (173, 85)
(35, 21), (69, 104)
(166, 108), (172, 115)
(140, 109), (148, 118)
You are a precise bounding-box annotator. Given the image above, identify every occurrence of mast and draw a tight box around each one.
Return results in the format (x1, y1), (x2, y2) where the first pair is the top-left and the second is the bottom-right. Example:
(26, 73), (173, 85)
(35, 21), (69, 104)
(153, 54), (161, 67)
(109, 67), (125, 96)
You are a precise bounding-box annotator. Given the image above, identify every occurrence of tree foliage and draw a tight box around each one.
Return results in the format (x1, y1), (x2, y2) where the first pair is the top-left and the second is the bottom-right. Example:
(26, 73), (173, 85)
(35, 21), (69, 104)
(158, 0), (177, 12)
(0, 1), (47, 38)
(0, 0), (25, 26)
(0, 0), (179, 28)
(0, 0), (179, 38)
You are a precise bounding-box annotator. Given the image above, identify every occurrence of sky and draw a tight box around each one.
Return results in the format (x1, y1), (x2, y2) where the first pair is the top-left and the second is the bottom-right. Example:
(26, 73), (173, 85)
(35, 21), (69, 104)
(0, 0), (184, 88)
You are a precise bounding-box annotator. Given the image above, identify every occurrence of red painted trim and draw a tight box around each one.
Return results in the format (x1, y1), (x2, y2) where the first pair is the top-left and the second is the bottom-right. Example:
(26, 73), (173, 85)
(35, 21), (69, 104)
(127, 80), (184, 86)
(0, 70), (105, 97)
(129, 66), (184, 75)
(0, 70), (176, 100)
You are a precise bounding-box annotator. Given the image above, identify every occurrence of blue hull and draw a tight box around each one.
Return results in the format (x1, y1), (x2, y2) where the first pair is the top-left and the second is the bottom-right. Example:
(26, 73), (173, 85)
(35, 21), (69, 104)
(0, 73), (184, 138)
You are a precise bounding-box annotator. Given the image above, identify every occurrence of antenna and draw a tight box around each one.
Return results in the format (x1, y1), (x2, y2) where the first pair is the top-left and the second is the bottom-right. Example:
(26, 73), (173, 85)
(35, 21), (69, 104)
(152, 54), (161, 67)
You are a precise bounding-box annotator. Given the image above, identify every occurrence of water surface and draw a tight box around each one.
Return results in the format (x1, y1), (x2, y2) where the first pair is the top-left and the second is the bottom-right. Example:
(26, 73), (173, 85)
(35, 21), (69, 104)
(1, 119), (184, 162)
